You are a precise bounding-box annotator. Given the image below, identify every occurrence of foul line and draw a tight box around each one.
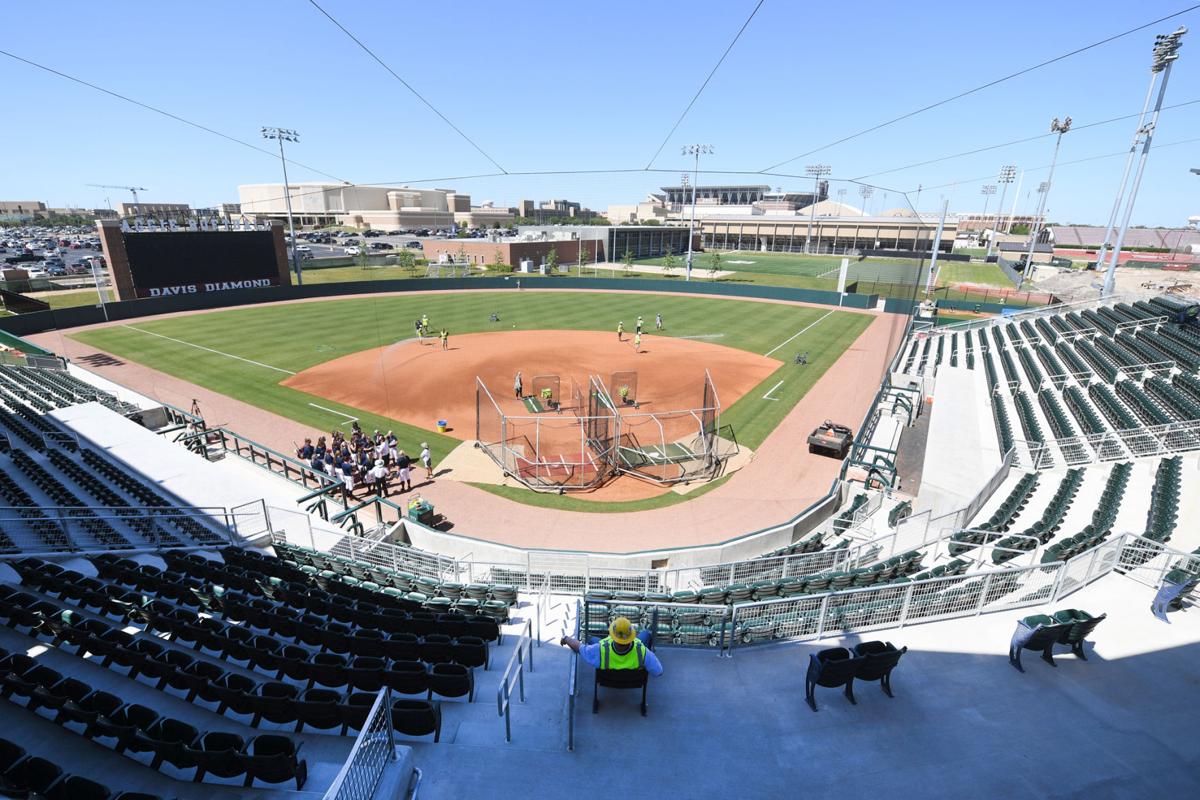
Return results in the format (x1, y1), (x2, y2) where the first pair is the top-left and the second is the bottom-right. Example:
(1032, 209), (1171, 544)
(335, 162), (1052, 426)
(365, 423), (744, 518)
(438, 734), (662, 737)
(308, 402), (358, 425)
(762, 380), (784, 401)
(678, 333), (726, 340)
(764, 309), (837, 358)
(121, 325), (296, 375)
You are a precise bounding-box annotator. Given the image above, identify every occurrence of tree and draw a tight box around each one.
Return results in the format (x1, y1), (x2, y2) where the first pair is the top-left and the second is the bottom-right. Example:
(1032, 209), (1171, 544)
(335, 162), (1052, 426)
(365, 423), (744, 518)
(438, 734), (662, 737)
(622, 248), (634, 276)
(493, 247), (506, 270)
(545, 246), (558, 273)
(358, 242), (370, 270)
(1010, 223), (1031, 235)
(661, 248), (678, 279)
(455, 226), (469, 238)
(641, 218), (661, 226)
(707, 250), (722, 280)
(578, 240), (589, 272)
(396, 248), (416, 275)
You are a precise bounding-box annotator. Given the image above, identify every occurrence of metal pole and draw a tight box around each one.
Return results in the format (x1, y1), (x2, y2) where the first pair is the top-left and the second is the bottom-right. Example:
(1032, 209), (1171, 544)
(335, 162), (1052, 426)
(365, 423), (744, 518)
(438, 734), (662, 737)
(1005, 170), (1023, 234)
(686, 155), (698, 281)
(924, 198), (950, 296)
(1097, 73), (1159, 290)
(1105, 55), (1180, 295)
(1021, 119), (1070, 289)
(276, 136), (303, 286)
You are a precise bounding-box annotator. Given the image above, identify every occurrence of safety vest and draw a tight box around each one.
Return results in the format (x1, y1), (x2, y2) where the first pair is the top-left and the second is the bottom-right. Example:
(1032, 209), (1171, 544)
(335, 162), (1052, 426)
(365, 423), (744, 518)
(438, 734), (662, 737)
(599, 637), (646, 670)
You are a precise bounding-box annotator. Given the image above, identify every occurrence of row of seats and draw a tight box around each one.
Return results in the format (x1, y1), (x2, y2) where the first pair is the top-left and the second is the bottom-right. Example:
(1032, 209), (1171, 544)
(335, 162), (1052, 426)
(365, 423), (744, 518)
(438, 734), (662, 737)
(0, 645), (307, 790)
(270, 542), (517, 610)
(0, 364), (138, 416)
(1145, 376), (1200, 422)
(831, 493), (869, 535)
(80, 450), (225, 546)
(157, 549), (511, 630)
(0, 736), (161, 800)
(83, 554), (501, 654)
(1039, 463), (1131, 564)
(1115, 379), (1174, 427)
(6, 451), (132, 549)
(46, 449), (185, 549)
(1037, 390), (1088, 465)
(1012, 391), (1051, 466)
(3, 567), (477, 734)
(973, 472), (1039, 533)
(1144, 457), (1181, 544)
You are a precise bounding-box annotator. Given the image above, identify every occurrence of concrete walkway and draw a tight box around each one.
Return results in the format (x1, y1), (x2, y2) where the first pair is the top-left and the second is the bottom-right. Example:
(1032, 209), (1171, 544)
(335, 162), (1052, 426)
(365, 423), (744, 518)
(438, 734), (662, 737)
(31, 294), (906, 554)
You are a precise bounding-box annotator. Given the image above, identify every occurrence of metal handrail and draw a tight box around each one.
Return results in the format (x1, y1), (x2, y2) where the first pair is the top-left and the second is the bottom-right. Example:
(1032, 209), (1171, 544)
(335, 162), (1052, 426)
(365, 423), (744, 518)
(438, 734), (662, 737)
(566, 598), (581, 752)
(322, 686), (396, 800)
(497, 619), (534, 743)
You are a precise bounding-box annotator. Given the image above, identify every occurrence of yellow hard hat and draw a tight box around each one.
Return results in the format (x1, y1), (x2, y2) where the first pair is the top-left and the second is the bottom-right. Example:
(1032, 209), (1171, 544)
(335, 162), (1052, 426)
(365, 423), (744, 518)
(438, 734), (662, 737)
(609, 616), (636, 645)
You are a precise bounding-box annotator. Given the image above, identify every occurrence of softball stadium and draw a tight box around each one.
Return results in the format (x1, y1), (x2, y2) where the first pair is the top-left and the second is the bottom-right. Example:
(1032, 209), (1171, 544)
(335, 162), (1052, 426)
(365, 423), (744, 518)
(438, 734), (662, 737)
(1, 271), (1198, 798)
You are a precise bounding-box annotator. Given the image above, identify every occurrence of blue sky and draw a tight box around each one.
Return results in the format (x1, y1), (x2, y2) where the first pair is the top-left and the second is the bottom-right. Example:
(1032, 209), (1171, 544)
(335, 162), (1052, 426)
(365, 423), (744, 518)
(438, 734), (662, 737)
(3, 1), (1198, 226)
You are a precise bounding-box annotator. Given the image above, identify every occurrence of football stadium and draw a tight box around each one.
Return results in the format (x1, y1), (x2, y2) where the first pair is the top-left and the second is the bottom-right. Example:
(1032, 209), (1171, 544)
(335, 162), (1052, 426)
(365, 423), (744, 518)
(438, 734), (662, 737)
(2, 4), (1199, 799)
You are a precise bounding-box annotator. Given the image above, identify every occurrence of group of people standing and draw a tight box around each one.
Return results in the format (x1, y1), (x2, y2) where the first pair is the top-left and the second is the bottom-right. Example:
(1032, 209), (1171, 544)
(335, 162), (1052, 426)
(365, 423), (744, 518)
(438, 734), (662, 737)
(295, 422), (433, 500)
(413, 312), (450, 351)
(616, 313), (663, 353)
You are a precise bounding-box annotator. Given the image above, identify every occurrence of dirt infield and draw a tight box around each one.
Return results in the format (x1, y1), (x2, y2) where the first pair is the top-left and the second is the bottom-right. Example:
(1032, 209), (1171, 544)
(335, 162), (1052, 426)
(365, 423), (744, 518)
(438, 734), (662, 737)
(281, 330), (781, 444)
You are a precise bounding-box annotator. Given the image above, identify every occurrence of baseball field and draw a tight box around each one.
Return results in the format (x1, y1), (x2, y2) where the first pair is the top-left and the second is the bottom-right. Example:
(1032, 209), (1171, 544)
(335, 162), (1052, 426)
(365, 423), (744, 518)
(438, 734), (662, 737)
(66, 290), (877, 509)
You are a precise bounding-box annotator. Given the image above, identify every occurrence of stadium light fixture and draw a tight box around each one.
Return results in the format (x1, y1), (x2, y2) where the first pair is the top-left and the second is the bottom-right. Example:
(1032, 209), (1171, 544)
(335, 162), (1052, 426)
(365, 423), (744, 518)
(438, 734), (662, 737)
(979, 185), (996, 245)
(681, 145), (713, 281)
(804, 164), (832, 253)
(986, 166), (1017, 259)
(857, 185), (873, 217)
(1103, 26), (1187, 296)
(262, 126), (303, 286)
(1019, 118), (1071, 289)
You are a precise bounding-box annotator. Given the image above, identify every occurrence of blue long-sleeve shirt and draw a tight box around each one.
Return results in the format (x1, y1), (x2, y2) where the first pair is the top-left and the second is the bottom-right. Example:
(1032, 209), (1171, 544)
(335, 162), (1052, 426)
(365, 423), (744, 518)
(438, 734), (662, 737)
(578, 639), (663, 677)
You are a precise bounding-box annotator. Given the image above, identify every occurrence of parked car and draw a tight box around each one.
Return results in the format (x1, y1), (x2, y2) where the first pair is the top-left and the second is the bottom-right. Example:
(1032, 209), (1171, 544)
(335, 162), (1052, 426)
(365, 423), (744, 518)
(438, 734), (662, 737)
(405, 241), (424, 250)
(369, 242), (393, 251)
(294, 245), (311, 253)
(345, 246), (362, 256)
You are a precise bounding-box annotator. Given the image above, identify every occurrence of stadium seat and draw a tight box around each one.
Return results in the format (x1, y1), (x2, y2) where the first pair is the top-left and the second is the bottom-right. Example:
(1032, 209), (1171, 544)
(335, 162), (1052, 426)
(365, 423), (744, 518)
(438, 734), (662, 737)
(1008, 615), (1072, 672)
(391, 699), (442, 742)
(186, 731), (247, 783)
(804, 647), (864, 711)
(241, 735), (307, 790)
(851, 641), (907, 699)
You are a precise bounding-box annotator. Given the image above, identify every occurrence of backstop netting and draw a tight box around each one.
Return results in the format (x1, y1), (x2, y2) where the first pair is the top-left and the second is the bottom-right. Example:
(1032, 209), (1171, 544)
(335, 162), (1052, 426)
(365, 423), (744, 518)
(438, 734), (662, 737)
(608, 369), (724, 484)
(610, 371), (639, 407)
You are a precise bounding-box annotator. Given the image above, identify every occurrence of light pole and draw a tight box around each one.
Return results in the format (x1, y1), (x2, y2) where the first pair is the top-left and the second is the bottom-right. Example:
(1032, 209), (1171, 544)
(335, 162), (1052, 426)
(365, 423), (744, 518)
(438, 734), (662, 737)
(835, 187), (847, 210)
(804, 164), (831, 253)
(682, 144), (712, 281)
(979, 185), (996, 246)
(858, 185), (873, 217)
(1020, 117), (1071, 289)
(262, 126), (303, 286)
(1103, 27), (1186, 296)
(987, 166), (1016, 259)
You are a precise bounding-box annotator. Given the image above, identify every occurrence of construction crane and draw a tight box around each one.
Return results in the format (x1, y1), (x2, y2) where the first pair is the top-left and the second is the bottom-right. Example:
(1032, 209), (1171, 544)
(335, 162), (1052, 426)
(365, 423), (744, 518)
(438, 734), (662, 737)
(86, 184), (148, 210)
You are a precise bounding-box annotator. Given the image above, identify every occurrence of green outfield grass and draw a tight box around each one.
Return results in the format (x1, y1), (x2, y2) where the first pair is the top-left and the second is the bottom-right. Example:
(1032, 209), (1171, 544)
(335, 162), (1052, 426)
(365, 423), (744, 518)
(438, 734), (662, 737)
(934, 262), (1016, 288)
(69, 291), (872, 510)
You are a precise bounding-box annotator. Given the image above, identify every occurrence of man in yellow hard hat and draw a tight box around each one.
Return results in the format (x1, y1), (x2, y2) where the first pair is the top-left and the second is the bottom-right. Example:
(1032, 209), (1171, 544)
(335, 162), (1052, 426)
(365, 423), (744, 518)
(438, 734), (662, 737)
(559, 616), (663, 676)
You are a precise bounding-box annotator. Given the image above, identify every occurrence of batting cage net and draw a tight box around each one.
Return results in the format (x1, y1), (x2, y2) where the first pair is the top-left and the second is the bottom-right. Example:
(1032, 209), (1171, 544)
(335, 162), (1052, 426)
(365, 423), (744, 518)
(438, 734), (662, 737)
(474, 368), (728, 492)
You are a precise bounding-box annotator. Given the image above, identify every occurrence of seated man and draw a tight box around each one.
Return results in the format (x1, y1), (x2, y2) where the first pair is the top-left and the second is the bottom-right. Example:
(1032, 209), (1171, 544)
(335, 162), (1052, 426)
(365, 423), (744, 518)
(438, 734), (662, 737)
(560, 617), (663, 676)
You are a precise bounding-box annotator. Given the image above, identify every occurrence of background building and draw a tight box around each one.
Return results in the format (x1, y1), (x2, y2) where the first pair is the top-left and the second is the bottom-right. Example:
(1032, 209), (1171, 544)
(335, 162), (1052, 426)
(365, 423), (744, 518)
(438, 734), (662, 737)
(418, 225), (695, 267)
(115, 202), (192, 219)
(0, 201), (48, 221)
(237, 183), (514, 230)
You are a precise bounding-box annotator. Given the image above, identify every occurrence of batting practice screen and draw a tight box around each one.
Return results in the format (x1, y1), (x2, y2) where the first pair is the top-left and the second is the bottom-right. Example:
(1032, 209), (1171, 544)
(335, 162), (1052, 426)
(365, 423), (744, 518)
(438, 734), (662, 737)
(121, 230), (286, 298)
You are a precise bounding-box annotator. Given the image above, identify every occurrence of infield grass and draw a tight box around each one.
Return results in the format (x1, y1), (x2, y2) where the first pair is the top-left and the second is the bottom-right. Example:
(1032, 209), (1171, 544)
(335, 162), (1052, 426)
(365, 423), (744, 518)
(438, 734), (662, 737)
(69, 291), (872, 509)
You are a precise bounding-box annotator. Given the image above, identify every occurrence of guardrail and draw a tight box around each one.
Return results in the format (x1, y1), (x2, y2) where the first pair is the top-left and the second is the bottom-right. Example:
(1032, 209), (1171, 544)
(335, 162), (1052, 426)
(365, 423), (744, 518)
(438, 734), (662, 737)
(322, 687), (397, 800)
(581, 597), (730, 653)
(1012, 420), (1200, 469)
(726, 558), (1061, 652)
(497, 619), (535, 743)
